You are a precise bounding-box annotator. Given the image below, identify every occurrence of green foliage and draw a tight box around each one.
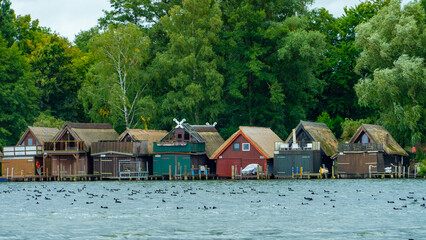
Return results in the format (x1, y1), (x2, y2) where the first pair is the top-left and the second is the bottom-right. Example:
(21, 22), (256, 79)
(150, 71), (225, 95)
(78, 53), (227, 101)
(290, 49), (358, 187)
(217, 0), (326, 139)
(99, 0), (182, 28)
(419, 159), (426, 176)
(0, 0), (16, 46)
(29, 33), (89, 122)
(309, 1), (390, 121)
(355, 0), (425, 74)
(0, 36), (39, 147)
(316, 112), (344, 138)
(74, 27), (100, 52)
(80, 24), (152, 132)
(355, 0), (425, 146)
(32, 111), (65, 129)
(340, 118), (374, 142)
(153, 0), (224, 125)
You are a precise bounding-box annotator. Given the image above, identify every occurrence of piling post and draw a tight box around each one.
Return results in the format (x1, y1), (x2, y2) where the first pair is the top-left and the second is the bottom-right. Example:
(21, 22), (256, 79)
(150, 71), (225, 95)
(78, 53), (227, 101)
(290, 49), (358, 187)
(407, 166), (410, 178)
(205, 166), (208, 180)
(369, 165), (372, 179)
(331, 166), (335, 179)
(266, 167), (269, 180)
(178, 162), (181, 180)
(192, 165), (195, 180)
(300, 167), (303, 179)
(256, 165), (259, 180)
(403, 166), (405, 178)
(231, 165), (235, 180)
(169, 165), (172, 180)
(184, 165), (188, 180)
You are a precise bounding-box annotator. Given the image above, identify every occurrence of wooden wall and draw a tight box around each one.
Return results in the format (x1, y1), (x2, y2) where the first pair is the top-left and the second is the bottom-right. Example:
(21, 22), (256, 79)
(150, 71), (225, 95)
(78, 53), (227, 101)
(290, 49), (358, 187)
(1, 158), (36, 176)
(337, 152), (380, 174)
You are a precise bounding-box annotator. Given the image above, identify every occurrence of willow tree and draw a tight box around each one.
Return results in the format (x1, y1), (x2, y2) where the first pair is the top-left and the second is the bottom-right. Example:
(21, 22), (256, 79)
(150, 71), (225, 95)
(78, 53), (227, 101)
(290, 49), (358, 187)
(80, 24), (152, 131)
(354, 0), (425, 146)
(152, 0), (224, 125)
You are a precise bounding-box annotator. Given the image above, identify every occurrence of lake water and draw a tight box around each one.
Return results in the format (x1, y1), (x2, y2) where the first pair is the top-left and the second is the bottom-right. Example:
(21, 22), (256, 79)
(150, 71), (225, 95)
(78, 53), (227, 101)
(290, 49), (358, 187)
(0, 179), (425, 239)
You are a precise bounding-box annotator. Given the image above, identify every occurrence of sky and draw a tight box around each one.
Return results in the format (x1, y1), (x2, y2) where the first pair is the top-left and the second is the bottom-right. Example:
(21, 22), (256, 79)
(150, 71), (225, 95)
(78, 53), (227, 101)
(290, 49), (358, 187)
(10, 0), (411, 43)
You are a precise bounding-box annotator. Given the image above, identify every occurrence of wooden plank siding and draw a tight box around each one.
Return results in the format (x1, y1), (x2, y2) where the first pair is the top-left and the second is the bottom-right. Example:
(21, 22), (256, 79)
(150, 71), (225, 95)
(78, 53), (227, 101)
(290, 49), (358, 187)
(337, 152), (380, 174)
(91, 141), (148, 155)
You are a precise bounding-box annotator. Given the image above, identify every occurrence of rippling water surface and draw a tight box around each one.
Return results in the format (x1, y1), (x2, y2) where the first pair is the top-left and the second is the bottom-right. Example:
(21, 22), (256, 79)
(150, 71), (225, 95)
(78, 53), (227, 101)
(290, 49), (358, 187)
(0, 179), (425, 239)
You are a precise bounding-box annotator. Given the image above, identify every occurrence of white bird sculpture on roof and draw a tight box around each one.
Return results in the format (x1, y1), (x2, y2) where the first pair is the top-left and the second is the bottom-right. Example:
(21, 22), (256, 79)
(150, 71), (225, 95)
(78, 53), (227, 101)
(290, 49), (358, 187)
(173, 118), (186, 128)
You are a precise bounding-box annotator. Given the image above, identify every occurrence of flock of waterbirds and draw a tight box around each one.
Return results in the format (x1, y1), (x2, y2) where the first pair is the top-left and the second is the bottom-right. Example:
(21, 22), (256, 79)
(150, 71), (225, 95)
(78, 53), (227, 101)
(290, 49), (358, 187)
(0, 183), (425, 212)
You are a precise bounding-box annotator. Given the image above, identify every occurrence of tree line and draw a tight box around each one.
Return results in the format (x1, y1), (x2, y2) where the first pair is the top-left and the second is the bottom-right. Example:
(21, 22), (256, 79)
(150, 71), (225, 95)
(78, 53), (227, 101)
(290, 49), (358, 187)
(0, 0), (424, 153)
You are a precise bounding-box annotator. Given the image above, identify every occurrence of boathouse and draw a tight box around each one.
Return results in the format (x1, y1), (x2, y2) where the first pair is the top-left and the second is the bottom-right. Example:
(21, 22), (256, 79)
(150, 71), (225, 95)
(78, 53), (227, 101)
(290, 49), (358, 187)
(153, 120), (224, 177)
(212, 126), (282, 178)
(274, 121), (338, 177)
(1, 127), (59, 177)
(43, 123), (118, 177)
(337, 124), (408, 175)
(91, 129), (167, 179)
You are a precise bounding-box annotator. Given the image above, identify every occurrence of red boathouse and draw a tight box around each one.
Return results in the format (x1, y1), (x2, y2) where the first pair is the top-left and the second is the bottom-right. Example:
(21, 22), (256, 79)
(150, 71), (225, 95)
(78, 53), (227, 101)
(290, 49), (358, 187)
(212, 126), (282, 178)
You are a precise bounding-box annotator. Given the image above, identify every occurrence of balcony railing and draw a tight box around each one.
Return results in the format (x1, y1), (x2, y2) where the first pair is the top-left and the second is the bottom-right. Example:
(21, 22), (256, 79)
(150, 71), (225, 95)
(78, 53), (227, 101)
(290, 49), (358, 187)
(275, 141), (321, 151)
(338, 142), (383, 152)
(2, 145), (43, 156)
(154, 142), (205, 153)
(91, 141), (148, 155)
(43, 141), (86, 152)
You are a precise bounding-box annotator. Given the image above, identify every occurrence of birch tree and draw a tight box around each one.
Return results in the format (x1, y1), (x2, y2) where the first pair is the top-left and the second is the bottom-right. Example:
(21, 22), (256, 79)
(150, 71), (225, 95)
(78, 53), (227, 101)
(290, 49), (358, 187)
(79, 24), (152, 131)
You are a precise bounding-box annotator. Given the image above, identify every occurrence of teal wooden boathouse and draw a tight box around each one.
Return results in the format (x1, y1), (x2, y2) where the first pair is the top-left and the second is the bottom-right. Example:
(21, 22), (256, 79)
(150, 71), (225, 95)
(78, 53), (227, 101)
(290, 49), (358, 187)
(153, 119), (224, 176)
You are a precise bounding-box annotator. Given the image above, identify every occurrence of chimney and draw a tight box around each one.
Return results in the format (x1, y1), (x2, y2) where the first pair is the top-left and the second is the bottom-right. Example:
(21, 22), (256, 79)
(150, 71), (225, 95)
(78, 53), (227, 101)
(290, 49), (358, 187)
(293, 128), (296, 143)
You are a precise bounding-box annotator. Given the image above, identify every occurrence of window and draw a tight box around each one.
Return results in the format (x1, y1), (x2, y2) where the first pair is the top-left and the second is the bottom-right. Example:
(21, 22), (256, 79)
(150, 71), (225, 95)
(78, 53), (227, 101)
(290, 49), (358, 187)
(28, 138), (33, 146)
(177, 134), (182, 139)
(361, 133), (369, 143)
(242, 143), (250, 151)
(233, 142), (240, 151)
(184, 132), (190, 140)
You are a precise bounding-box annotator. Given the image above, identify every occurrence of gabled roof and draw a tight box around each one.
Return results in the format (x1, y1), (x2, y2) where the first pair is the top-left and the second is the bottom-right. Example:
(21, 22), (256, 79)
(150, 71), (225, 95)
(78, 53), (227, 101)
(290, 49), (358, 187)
(285, 121), (338, 157)
(350, 124), (408, 156)
(16, 126), (60, 146)
(160, 123), (207, 143)
(55, 122), (119, 149)
(191, 125), (224, 159)
(118, 129), (168, 154)
(212, 126), (283, 159)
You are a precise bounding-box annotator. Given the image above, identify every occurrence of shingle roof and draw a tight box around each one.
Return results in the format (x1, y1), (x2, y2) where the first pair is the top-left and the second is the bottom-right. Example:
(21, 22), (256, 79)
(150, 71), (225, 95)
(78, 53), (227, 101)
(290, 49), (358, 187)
(285, 121), (338, 157)
(212, 126), (283, 159)
(350, 124), (408, 156)
(118, 129), (168, 154)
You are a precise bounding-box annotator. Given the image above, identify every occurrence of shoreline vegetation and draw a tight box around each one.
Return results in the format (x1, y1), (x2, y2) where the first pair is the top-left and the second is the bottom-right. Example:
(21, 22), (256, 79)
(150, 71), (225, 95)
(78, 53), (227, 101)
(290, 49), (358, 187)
(0, 0), (424, 172)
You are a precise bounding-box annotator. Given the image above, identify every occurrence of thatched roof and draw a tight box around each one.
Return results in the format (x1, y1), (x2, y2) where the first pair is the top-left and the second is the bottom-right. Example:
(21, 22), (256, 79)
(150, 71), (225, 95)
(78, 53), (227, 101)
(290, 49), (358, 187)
(17, 126), (60, 146)
(212, 126), (283, 159)
(351, 124), (408, 156)
(56, 122), (118, 149)
(285, 121), (338, 157)
(118, 129), (168, 154)
(192, 125), (224, 159)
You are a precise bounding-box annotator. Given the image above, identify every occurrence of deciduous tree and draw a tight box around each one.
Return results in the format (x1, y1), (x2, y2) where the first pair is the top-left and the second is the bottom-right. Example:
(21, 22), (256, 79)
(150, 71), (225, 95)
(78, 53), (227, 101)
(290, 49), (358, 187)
(80, 24), (152, 132)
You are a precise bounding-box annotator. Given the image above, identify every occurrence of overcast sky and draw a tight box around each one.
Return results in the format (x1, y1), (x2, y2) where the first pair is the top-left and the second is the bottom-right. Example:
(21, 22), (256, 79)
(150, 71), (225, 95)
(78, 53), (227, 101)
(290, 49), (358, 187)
(10, 0), (411, 43)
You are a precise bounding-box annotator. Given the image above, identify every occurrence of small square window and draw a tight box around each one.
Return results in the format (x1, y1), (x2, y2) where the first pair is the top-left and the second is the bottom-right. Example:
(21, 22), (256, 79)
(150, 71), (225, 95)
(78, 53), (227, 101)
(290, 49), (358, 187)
(28, 138), (33, 146)
(233, 142), (240, 151)
(178, 134), (182, 139)
(242, 143), (250, 151)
